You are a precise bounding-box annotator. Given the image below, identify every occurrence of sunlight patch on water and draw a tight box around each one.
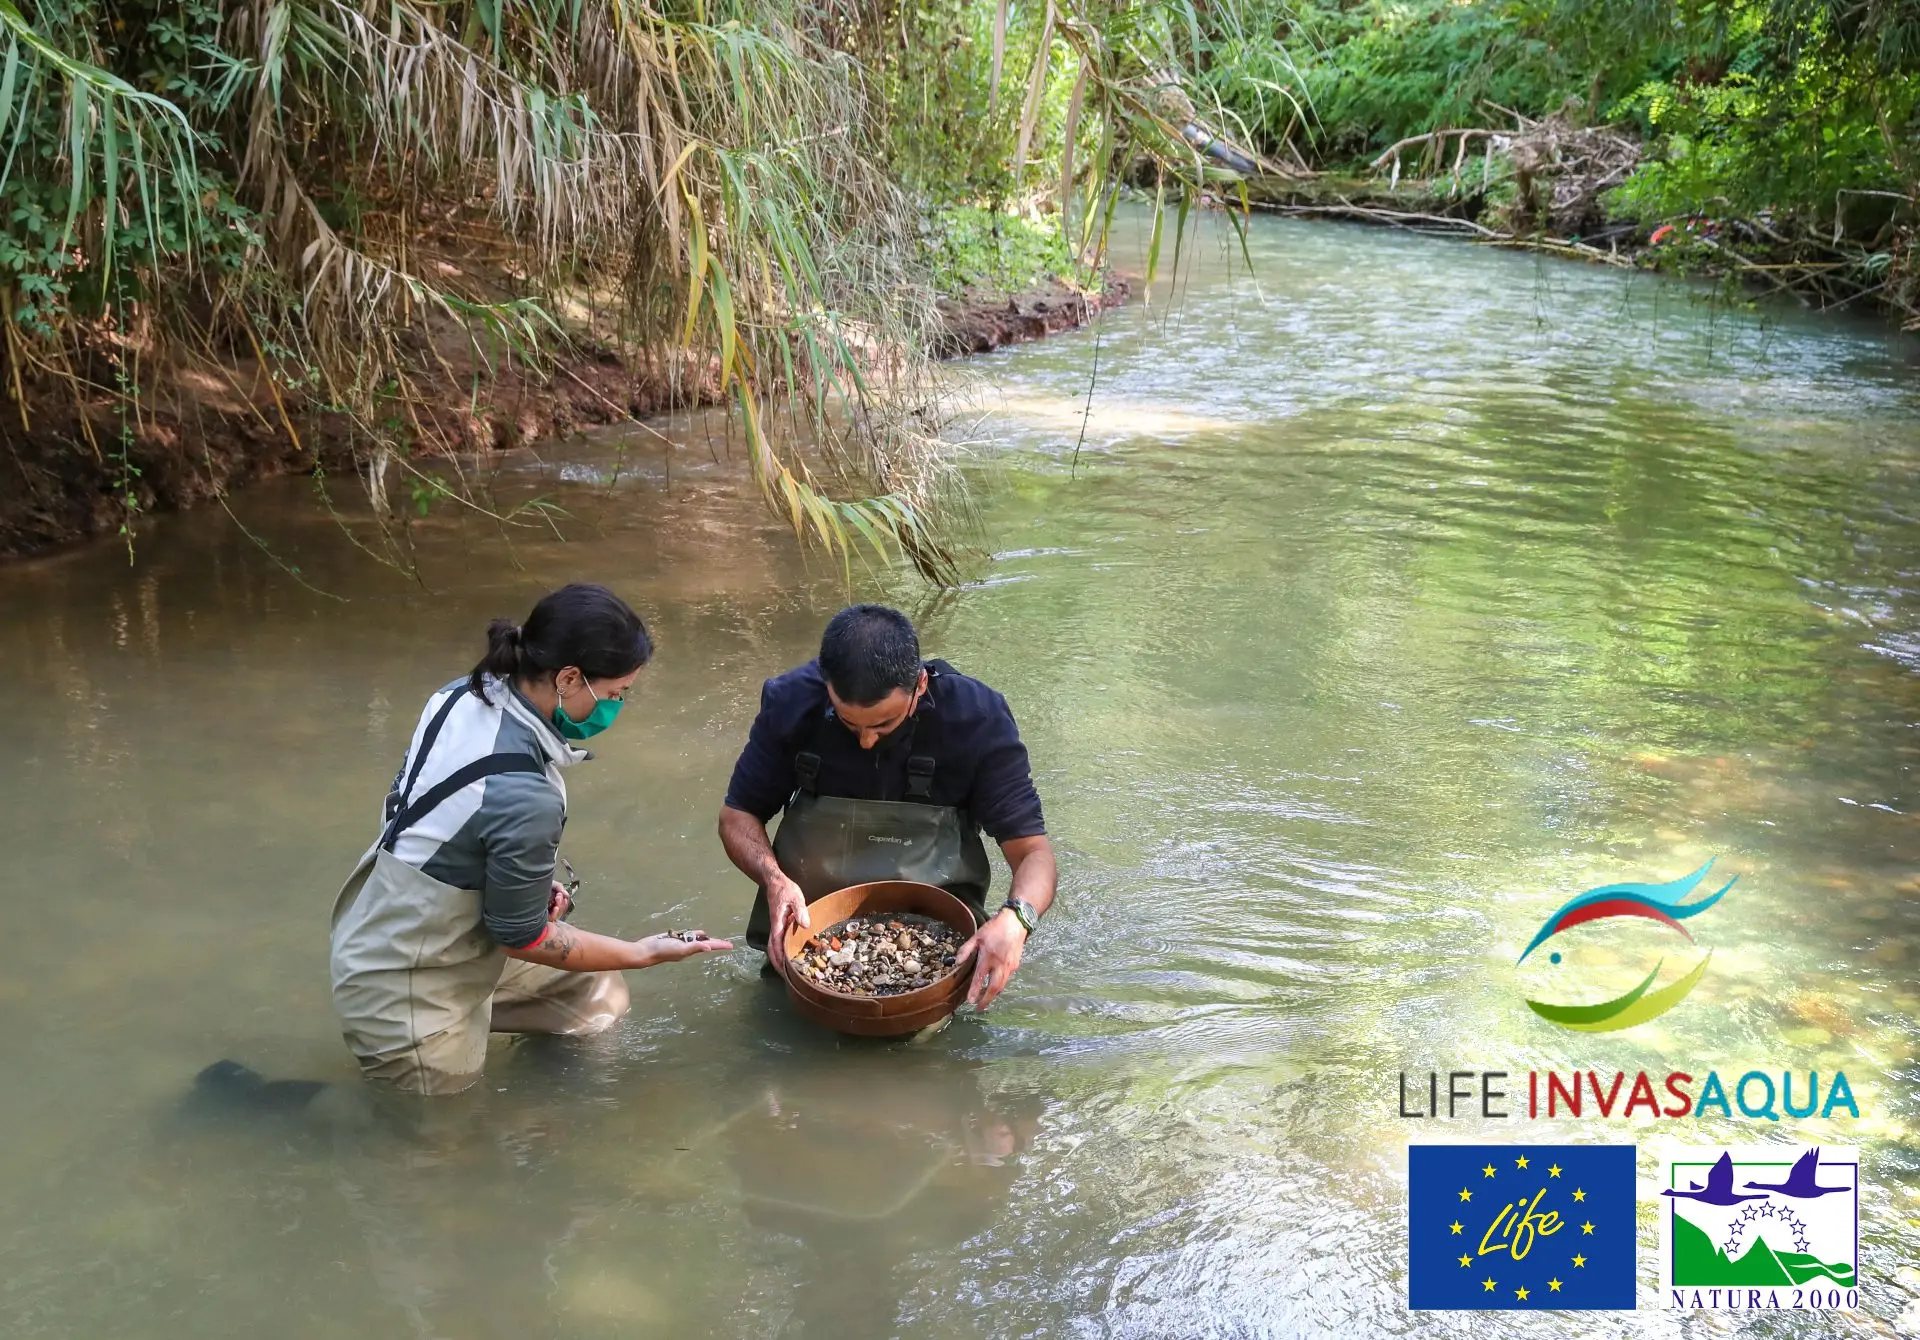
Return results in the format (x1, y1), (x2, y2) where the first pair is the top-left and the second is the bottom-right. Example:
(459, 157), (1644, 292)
(985, 390), (1250, 440)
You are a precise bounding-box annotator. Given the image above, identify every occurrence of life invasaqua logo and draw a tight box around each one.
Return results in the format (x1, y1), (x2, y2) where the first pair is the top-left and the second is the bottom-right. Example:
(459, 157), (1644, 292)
(1659, 1146), (1860, 1311)
(1516, 860), (1736, 1031)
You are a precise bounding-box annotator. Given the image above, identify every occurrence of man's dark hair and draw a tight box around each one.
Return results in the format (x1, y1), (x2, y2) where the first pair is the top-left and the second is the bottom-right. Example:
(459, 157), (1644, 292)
(819, 605), (921, 706)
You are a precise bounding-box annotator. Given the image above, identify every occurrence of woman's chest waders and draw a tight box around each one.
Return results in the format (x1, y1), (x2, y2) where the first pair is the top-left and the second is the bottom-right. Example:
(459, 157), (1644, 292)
(748, 745), (992, 950)
(329, 684), (552, 1096)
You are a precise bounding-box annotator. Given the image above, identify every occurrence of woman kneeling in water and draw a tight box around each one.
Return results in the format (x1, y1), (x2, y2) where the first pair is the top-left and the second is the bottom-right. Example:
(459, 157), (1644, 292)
(329, 583), (730, 1094)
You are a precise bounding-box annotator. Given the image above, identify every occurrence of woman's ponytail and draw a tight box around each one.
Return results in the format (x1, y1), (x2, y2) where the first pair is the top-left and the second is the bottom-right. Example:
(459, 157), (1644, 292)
(469, 618), (525, 701)
(468, 585), (650, 705)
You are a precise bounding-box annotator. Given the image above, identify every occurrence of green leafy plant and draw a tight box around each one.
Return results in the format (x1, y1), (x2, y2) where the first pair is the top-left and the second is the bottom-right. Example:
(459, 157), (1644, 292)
(1609, 4), (1918, 231)
(924, 203), (1074, 294)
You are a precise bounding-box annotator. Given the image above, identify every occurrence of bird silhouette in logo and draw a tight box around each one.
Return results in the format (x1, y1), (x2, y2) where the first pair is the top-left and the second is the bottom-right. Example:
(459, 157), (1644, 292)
(1743, 1148), (1850, 1200)
(1517, 859), (1735, 1031)
(1660, 1152), (1767, 1206)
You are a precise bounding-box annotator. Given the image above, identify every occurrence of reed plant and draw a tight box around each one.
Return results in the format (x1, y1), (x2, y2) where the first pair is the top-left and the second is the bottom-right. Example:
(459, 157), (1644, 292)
(0, 0), (1277, 575)
(0, 0), (970, 573)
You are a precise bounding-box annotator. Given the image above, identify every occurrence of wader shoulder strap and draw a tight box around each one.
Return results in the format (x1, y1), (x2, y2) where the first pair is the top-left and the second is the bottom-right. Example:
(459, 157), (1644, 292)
(794, 749), (822, 796)
(792, 697), (838, 798)
(904, 669), (939, 799)
(905, 755), (936, 800)
(385, 685), (470, 822)
(380, 754), (545, 852)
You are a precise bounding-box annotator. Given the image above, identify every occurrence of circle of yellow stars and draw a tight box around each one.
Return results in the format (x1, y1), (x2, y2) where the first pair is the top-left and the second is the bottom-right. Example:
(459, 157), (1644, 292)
(1448, 1154), (1592, 1300)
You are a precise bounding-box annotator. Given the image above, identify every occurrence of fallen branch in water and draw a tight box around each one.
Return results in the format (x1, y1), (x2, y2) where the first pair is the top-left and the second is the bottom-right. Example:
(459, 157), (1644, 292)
(1482, 236), (1635, 267)
(1689, 233), (1915, 320)
(1256, 199), (1501, 237)
(1257, 197), (1636, 266)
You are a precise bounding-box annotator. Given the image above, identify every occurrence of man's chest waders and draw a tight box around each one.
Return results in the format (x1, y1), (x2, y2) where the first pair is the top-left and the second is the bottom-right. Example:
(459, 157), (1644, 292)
(329, 684), (627, 1096)
(747, 692), (992, 950)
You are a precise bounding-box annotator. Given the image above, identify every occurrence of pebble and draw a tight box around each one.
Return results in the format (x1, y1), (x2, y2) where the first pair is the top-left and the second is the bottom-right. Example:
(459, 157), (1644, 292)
(790, 914), (963, 996)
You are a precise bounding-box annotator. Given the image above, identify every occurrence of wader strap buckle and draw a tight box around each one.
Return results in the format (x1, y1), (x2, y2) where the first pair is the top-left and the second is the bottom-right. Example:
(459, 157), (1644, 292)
(905, 754), (936, 800)
(794, 751), (822, 795)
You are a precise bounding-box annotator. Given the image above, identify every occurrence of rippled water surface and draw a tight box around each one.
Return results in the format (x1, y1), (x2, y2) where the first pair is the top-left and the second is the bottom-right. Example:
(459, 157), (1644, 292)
(2, 214), (1917, 1338)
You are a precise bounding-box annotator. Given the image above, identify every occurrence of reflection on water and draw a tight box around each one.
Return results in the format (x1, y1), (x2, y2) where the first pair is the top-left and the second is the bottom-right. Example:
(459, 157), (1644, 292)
(2, 211), (1918, 1337)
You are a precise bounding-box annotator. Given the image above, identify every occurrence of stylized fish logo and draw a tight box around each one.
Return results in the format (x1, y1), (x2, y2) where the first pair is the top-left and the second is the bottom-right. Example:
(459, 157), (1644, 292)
(1518, 860), (1736, 1032)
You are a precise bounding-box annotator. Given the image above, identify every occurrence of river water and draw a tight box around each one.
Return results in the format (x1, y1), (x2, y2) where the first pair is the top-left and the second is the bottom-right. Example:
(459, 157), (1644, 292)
(2, 214), (1917, 1338)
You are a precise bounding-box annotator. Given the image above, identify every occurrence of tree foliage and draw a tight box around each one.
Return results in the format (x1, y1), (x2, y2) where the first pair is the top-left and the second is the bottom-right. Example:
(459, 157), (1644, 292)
(862, 0), (1283, 281)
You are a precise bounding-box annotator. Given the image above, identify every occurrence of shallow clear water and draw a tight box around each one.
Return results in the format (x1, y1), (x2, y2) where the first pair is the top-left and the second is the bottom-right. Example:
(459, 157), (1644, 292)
(2, 213), (1917, 1338)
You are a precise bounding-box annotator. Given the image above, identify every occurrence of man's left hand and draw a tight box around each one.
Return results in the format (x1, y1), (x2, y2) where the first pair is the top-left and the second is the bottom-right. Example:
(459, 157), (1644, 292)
(954, 909), (1028, 1011)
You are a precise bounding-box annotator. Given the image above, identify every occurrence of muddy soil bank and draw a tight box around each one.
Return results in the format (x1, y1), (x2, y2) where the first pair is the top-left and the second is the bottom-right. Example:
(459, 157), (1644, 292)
(933, 273), (1130, 357)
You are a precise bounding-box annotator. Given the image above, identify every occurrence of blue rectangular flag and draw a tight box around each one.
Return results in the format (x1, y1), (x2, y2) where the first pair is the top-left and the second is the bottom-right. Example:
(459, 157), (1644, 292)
(1409, 1144), (1637, 1309)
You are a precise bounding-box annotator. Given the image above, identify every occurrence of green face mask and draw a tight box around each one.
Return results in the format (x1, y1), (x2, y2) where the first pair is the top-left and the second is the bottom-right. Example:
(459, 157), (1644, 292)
(553, 677), (623, 740)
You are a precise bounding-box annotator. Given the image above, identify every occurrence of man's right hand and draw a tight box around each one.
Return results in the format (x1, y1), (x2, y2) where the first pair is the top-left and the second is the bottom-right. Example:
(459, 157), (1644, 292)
(764, 871), (810, 972)
(716, 806), (810, 972)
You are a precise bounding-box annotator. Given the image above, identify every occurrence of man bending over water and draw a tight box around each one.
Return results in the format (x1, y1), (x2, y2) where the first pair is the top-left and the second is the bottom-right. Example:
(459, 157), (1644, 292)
(718, 605), (1057, 1010)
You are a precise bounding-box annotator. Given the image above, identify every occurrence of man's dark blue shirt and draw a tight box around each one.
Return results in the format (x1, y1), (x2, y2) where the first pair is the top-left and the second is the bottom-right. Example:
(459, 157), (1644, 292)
(723, 659), (1046, 842)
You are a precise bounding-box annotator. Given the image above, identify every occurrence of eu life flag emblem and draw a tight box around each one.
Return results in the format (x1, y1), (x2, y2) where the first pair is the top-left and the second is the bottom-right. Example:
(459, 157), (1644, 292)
(1409, 1144), (1637, 1309)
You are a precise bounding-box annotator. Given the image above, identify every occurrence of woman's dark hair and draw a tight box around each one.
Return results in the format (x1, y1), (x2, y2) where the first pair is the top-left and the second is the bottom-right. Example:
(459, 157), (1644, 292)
(470, 583), (653, 702)
(819, 604), (921, 706)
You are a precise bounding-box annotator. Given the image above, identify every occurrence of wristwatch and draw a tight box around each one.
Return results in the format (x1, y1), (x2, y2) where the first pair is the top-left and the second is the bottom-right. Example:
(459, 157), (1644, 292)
(1000, 896), (1039, 938)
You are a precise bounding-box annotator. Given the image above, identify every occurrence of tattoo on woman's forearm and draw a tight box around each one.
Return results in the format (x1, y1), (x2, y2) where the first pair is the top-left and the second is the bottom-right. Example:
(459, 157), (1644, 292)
(546, 923), (574, 964)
